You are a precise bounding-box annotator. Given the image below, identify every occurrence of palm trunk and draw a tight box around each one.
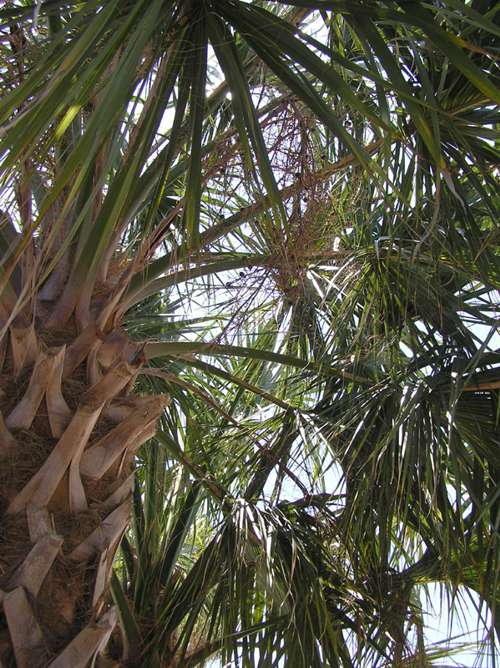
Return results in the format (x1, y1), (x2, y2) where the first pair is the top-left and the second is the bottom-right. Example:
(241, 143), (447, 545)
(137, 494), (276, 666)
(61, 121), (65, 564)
(0, 320), (168, 667)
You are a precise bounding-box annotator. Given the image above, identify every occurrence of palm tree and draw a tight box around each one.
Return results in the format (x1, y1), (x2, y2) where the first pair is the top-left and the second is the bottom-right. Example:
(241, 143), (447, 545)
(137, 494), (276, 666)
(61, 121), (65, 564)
(0, 0), (498, 665)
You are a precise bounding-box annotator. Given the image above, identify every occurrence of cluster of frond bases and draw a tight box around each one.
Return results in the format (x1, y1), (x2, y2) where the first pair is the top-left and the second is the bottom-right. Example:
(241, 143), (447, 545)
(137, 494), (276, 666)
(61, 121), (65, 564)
(0, 313), (170, 664)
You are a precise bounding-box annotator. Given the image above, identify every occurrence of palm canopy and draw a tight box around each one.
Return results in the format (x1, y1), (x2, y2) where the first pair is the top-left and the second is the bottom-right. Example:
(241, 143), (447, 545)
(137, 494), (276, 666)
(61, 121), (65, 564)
(0, 0), (499, 666)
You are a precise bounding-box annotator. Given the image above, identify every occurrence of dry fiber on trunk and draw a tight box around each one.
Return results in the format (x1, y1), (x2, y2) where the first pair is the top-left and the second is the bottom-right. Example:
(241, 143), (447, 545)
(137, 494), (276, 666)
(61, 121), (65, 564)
(0, 318), (168, 666)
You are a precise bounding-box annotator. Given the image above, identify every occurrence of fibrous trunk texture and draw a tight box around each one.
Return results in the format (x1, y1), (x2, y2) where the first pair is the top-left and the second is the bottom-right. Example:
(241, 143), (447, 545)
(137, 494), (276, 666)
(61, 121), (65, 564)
(0, 321), (168, 666)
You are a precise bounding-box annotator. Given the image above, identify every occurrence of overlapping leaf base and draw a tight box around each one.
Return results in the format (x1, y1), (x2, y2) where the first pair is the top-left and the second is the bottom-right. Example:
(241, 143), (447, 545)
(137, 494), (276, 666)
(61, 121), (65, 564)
(0, 323), (168, 667)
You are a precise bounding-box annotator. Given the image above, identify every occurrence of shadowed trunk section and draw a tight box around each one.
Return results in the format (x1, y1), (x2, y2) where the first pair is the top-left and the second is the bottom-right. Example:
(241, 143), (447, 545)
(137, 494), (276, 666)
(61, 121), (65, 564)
(0, 322), (168, 666)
